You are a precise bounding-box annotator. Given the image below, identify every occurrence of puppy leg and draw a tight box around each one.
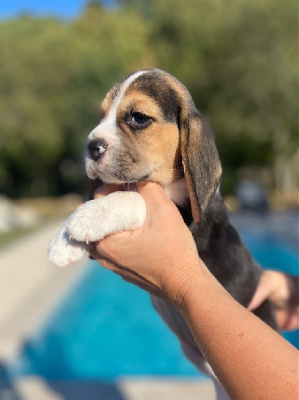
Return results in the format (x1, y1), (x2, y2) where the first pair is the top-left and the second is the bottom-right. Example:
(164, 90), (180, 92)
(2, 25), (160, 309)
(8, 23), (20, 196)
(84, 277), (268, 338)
(48, 223), (88, 267)
(65, 191), (146, 244)
(48, 191), (146, 267)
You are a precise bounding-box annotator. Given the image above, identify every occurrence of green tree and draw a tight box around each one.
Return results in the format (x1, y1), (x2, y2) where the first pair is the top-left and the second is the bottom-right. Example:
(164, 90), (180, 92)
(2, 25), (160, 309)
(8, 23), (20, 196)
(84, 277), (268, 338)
(0, 4), (153, 197)
(143, 0), (298, 193)
(0, 0), (297, 198)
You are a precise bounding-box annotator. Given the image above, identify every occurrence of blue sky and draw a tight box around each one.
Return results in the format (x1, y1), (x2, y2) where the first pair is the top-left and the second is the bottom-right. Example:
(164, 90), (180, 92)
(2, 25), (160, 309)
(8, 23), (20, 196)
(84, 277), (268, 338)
(0, 1), (113, 20)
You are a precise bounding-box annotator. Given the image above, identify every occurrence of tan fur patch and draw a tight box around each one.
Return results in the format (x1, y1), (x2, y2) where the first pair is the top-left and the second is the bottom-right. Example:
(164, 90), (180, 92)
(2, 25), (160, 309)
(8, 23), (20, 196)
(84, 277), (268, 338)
(119, 90), (163, 120)
(117, 90), (182, 186)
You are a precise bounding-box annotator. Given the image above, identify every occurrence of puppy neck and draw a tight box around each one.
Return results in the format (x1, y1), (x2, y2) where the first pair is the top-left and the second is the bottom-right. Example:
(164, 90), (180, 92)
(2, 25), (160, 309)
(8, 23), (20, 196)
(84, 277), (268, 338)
(98, 178), (190, 207)
(164, 177), (189, 207)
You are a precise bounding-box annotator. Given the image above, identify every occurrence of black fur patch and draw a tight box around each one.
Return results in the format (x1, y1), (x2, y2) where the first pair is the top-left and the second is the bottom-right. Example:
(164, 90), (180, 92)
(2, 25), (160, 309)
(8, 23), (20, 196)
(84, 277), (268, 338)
(110, 82), (122, 102)
(128, 71), (180, 123)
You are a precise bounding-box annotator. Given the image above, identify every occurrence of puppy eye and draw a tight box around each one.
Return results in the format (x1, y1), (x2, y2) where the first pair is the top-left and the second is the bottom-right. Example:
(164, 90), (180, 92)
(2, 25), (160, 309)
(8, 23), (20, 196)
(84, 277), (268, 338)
(127, 112), (152, 130)
(132, 112), (150, 124)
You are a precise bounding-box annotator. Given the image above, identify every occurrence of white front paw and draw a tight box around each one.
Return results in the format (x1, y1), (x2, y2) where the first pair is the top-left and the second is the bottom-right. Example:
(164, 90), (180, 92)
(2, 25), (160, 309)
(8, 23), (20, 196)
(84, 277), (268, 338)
(66, 191), (146, 243)
(48, 224), (88, 267)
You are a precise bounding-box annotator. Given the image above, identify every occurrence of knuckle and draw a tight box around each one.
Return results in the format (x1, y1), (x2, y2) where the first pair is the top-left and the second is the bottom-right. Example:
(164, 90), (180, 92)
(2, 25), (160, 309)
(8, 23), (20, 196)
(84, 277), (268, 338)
(96, 237), (112, 256)
(95, 240), (105, 254)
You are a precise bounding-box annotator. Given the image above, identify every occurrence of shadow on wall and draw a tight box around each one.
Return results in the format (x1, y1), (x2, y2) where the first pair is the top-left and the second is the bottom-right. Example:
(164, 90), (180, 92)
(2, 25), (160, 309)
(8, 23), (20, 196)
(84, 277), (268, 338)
(1, 356), (126, 400)
(1, 373), (127, 400)
(45, 381), (127, 400)
(0, 361), (22, 400)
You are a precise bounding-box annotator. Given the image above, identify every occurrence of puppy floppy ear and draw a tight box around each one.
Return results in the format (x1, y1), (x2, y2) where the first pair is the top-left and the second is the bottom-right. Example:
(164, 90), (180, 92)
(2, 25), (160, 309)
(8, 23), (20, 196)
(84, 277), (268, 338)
(180, 105), (222, 224)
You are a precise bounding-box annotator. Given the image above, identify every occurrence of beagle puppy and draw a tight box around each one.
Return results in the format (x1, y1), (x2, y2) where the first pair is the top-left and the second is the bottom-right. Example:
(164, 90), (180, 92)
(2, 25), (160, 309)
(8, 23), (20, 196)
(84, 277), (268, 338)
(48, 69), (277, 398)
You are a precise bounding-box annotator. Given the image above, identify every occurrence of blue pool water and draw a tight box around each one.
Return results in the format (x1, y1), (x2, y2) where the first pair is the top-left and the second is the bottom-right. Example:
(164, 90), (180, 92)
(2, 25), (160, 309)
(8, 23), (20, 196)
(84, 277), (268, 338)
(12, 262), (201, 379)
(11, 229), (299, 380)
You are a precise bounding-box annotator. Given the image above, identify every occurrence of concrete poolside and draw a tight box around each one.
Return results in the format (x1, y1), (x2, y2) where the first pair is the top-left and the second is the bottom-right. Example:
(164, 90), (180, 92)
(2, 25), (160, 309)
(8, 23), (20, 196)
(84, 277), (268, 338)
(0, 377), (215, 400)
(0, 221), (215, 400)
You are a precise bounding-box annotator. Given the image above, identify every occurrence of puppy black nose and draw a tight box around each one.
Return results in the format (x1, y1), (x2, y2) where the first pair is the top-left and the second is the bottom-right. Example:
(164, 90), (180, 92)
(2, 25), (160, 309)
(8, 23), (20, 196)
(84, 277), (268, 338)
(88, 139), (108, 161)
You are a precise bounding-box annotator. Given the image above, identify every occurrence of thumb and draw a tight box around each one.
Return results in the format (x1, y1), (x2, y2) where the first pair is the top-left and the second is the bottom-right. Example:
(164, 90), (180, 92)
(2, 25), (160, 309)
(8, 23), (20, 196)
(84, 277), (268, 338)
(94, 184), (121, 199)
(248, 272), (275, 311)
(136, 181), (172, 209)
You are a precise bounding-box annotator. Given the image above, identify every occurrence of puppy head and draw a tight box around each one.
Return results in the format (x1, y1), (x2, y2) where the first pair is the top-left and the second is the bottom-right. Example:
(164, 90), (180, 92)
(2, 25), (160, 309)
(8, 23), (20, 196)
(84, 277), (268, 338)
(86, 69), (221, 222)
(86, 70), (182, 186)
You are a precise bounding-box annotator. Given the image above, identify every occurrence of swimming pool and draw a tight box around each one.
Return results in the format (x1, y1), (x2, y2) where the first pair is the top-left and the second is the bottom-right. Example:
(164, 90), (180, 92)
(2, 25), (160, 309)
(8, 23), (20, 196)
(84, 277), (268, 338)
(11, 222), (299, 380)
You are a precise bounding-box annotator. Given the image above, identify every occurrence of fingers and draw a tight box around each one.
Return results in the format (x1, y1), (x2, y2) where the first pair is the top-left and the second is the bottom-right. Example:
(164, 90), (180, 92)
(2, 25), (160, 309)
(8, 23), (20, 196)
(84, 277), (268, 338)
(94, 184), (121, 199)
(93, 182), (172, 211)
(248, 271), (299, 331)
(276, 307), (299, 331)
(248, 272), (277, 311)
(136, 181), (177, 217)
(95, 230), (134, 261)
(248, 270), (291, 311)
(137, 181), (169, 202)
(90, 246), (163, 297)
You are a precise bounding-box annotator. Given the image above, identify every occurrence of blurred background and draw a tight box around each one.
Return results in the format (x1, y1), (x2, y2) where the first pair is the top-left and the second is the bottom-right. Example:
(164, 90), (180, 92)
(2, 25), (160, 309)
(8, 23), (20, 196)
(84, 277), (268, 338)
(0, 1), (298, 399)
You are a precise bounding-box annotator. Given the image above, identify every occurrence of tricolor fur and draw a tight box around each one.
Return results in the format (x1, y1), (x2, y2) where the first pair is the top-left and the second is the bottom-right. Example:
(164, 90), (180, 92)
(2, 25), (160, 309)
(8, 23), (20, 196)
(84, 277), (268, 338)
(48, 69), (277, 400)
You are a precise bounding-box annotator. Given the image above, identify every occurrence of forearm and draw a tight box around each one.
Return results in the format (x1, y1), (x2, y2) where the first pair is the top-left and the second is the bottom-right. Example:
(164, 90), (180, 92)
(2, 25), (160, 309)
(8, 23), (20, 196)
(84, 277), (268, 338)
(93, 182), (298, 399)
(179, 264), (298, 400)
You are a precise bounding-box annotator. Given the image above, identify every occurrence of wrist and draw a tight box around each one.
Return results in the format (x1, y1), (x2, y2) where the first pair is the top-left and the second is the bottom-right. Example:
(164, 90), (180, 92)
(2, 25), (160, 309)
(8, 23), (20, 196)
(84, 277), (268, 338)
(176, 262), (228, 315)
(169, 258), (216, 311)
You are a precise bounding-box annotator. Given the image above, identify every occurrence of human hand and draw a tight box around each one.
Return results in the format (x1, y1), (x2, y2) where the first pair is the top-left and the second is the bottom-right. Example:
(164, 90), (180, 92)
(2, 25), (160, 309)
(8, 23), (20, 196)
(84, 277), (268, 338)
(90, 181), (205, 306)
(248, 270), (299, 331)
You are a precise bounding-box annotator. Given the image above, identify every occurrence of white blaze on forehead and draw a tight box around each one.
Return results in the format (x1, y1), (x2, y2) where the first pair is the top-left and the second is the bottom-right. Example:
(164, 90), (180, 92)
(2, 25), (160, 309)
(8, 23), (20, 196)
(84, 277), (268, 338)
(89, 70), (147, 141)
(114, 70), (147, 112)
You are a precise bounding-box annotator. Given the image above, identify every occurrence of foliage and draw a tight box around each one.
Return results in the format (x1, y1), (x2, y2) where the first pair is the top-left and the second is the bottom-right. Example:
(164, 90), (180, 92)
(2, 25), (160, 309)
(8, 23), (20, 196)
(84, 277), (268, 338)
(0, 0), (297, 197)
